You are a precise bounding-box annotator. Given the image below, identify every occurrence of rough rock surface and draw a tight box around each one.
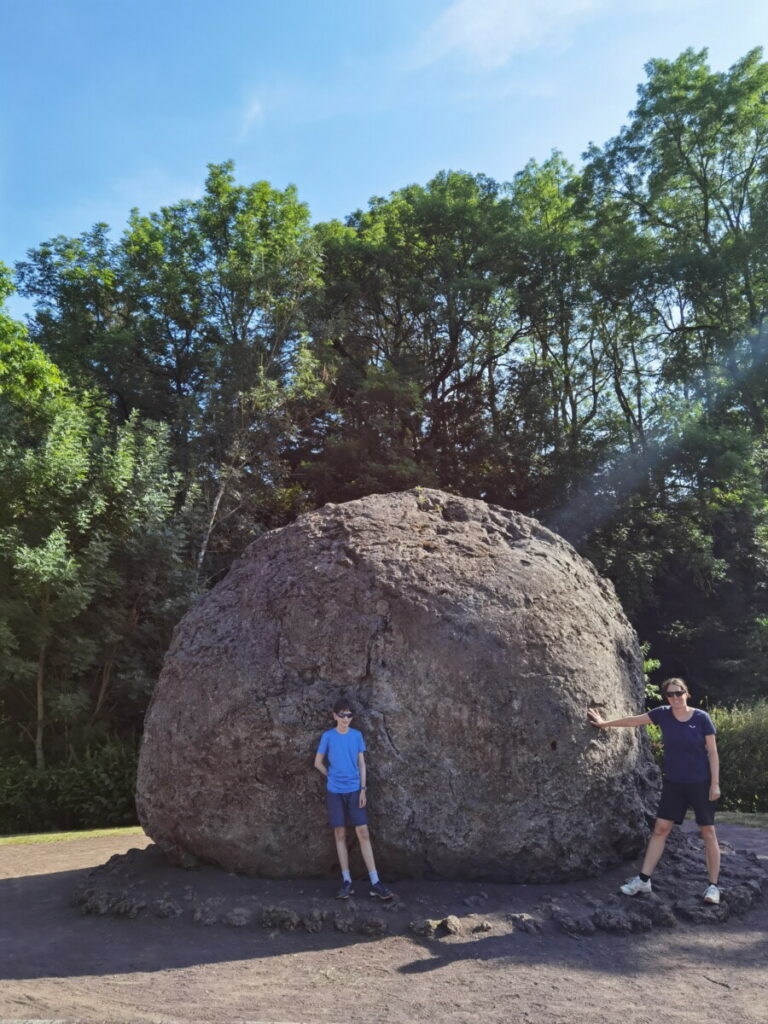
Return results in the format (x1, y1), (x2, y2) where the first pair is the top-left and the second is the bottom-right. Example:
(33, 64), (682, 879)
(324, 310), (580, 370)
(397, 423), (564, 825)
(137, 488), (658, 881)
(70, 831), (767, 935)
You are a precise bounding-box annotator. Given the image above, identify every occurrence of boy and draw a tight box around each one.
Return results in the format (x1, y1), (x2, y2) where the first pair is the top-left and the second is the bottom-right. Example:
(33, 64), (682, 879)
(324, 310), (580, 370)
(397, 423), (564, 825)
(314, 698), (394, 900)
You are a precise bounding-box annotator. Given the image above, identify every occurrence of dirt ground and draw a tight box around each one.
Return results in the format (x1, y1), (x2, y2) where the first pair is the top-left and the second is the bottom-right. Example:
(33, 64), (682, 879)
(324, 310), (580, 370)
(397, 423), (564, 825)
(1, 825), (767, 1024)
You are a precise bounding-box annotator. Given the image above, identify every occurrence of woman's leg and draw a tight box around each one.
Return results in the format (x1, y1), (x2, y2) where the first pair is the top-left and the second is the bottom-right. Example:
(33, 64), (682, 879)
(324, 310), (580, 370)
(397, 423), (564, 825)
(640, 818), (674, 876)
(700, 825), (720, 884)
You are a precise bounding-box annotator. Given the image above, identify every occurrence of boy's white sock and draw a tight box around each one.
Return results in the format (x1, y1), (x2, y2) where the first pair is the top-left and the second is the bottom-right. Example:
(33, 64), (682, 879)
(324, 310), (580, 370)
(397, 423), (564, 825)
(369, 870), (379, 885)
(342, 870), (352, 883)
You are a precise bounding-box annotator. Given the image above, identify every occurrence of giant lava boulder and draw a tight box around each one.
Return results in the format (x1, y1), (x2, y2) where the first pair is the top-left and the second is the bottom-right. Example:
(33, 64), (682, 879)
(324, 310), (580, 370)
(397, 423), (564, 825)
(136, 489), (657, 881)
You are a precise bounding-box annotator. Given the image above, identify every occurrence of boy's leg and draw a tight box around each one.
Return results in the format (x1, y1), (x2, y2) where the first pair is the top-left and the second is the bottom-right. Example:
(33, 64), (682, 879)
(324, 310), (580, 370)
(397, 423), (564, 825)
(334, 826), (350, 873)
(354, 824), (377, 875)
(349, 795), (377, 875)
(355, 824), (393, 900)
(327, 793), (351, 878)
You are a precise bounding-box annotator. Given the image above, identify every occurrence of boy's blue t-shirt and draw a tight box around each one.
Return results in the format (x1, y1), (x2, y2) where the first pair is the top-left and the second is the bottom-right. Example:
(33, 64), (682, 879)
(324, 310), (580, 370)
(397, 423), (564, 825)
(647, 706), (716, 783)
(317, 727), (366, 794)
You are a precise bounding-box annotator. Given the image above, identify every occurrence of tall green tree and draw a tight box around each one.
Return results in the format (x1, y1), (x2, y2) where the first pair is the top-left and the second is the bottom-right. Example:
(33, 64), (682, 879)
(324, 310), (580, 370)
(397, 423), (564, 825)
(584, 47), (768, 421)
(306, 171), (521, 501)
(0, 272), (195, 764)
(17, 163), (325, 578)
(580, 48), (768, 699)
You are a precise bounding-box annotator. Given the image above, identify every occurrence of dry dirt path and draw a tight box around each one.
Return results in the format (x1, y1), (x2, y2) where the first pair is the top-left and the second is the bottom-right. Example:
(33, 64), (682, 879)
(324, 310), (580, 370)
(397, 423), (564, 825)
(0, 826), (767, 1024)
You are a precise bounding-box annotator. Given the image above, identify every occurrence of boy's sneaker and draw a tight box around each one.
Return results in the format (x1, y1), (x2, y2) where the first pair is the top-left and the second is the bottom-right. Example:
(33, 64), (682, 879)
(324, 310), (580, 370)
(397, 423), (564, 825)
(703, 884), (721, 905)
(620, 875), (652, 896)
(336, 880), (355, 900)
(369, 880), (394, 901)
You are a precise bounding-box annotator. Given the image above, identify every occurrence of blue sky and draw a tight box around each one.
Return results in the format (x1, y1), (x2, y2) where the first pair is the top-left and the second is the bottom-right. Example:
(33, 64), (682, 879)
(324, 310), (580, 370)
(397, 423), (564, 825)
(2, 0), (766, 315)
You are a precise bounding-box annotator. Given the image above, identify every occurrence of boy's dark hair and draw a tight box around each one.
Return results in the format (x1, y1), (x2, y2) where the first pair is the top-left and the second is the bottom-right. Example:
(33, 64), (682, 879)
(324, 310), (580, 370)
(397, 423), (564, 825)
(333, 696), (354, 714)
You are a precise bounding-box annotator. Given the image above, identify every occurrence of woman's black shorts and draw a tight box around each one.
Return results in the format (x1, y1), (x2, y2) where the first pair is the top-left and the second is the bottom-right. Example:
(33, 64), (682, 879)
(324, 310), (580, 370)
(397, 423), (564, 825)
(656, 779), (716, 826)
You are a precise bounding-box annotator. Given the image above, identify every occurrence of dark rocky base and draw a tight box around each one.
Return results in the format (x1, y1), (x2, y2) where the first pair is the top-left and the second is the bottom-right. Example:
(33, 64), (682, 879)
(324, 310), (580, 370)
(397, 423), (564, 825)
(71, 828), (766, 940)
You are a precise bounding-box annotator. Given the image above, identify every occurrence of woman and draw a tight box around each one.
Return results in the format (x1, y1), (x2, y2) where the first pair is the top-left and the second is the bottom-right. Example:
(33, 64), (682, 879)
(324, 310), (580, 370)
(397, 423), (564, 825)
(588, 677), (721, 904)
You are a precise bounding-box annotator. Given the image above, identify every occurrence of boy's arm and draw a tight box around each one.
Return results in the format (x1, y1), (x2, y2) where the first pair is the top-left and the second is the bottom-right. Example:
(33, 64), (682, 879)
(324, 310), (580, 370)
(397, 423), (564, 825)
(314, 752), (328, 778)
(358, 751), (367, 808)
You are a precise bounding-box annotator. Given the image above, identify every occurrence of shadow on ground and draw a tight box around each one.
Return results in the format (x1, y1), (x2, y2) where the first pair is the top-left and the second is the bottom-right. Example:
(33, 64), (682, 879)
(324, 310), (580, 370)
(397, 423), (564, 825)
(0, 824), (765, 985)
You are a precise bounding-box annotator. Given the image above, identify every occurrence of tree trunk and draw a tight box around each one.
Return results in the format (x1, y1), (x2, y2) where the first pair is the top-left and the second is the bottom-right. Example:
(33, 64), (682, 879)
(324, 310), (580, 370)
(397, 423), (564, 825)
(35, 638), (47, 771)
(197, 464), (237, 574)
(94, 659), (113, 718)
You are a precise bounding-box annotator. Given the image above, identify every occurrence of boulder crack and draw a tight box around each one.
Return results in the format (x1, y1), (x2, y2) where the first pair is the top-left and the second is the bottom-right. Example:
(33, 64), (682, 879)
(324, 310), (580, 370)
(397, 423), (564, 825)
(381, 714), (401, 757)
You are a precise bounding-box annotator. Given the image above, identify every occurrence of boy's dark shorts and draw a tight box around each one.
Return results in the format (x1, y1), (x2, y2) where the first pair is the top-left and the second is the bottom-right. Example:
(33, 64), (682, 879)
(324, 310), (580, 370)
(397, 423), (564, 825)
(656, 779), (716, 826)
(326, 790), (368, 828)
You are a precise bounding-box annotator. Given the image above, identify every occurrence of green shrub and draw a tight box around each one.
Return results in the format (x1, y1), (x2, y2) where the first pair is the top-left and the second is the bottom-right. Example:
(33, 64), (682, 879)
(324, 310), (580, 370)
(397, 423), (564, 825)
(710, 701), (768, 813)
(0, 740), (138, 835)
(647, 722), (663, 770)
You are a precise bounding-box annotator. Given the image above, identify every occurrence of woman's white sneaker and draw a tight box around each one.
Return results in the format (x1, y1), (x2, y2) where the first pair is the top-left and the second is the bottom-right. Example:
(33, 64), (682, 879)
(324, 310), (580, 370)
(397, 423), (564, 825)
(620, 875), (652, 896)
(703, 884), (721, 904)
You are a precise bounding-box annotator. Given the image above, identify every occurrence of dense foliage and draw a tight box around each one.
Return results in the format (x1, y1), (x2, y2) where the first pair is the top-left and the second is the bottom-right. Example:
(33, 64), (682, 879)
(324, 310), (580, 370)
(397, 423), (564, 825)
(0, 740), (137, 833)
(2, 49), (768, 808)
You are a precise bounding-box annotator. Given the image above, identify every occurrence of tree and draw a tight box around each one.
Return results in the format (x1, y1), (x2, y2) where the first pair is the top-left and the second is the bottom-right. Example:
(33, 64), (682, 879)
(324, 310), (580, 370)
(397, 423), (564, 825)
(584, 48), (768, 424)
(17, 163), (326, 577)
(306, 171), (522, 501)
(579, 49), (768, 699)
(0, 272), (195, 764)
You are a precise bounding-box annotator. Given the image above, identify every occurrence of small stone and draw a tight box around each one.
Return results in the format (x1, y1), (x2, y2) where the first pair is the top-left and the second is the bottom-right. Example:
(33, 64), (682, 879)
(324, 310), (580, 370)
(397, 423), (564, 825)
(443, 915), (462, 934)
(333, 911), (357, 933)
(261, 906), (300, 931)
(409, 918), (440, 937)
(223, 907), (253, 927)
(724, 884), (759, 916)
(193, 904), (220, 926)
(301, 909), (324, 933)
(152, 898), (183, 919)
(552, 908), (596, 935)
(357, 916), (388, 936)
(674, 901), (730, 924)
(507, 912), (542, 934)
(629, 895), (677, 929)
(592, 906), (634, 933)
(472, 920), (492, 933)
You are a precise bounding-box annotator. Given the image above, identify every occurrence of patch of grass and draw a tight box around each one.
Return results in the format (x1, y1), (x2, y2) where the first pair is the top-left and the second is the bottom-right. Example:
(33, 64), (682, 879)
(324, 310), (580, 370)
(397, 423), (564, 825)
(0, 825), (145, 846)
(714, 811), (768, 829)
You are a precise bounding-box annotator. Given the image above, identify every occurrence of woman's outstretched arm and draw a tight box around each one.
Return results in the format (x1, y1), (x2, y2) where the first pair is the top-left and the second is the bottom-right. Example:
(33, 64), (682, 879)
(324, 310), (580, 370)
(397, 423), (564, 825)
(588, 709), (652, 728)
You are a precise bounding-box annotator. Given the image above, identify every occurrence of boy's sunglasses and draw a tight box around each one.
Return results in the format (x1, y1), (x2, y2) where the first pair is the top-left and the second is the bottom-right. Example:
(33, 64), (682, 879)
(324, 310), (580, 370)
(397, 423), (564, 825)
(336, 712), (353, 718)
(666, 691), (686, 698)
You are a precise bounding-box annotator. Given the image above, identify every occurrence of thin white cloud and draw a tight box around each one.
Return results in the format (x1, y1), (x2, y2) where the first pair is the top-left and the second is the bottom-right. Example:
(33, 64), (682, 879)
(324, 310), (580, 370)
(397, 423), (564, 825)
(238, 96), (264, 142)
(411, 0), (606, 70)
